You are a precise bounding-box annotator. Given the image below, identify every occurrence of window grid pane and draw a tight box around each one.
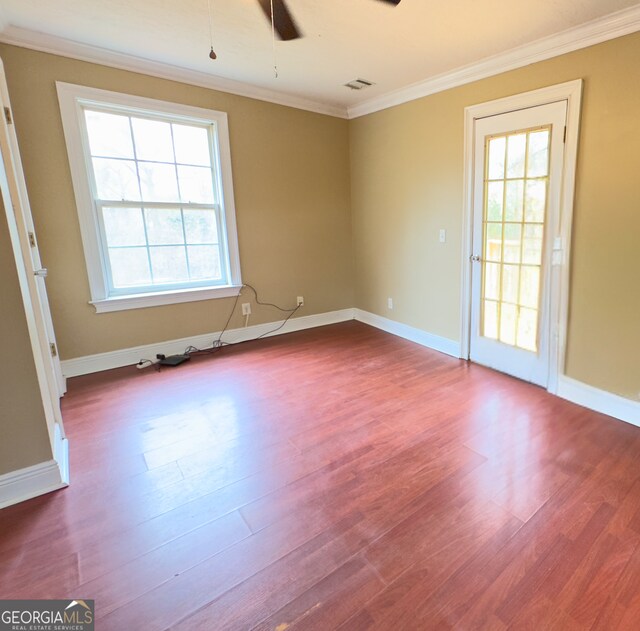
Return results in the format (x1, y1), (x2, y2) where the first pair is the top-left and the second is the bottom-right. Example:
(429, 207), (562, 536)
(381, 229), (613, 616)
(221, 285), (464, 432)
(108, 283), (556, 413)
(99, 204), (223, 290)
(83, 110), (220, 205)
(84, 110), (134, 159)
(481, 126), (550, 353)
(85, 106), (226, 292)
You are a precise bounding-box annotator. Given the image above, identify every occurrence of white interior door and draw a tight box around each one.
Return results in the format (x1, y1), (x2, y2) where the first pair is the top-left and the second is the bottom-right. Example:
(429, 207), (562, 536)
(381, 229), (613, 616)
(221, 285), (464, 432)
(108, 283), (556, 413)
(0, 58), (66, 441)
(469, 101), (567, 387)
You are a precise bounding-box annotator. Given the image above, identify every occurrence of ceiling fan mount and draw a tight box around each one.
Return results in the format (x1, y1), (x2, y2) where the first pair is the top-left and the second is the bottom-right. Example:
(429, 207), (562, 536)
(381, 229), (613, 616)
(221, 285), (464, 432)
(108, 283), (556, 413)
(256, 0), (402, 41)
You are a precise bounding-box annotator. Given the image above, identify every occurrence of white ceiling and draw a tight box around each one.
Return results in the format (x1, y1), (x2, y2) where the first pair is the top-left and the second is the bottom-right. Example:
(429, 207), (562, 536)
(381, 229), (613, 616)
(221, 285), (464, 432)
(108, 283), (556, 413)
(1, 0), (639, 114)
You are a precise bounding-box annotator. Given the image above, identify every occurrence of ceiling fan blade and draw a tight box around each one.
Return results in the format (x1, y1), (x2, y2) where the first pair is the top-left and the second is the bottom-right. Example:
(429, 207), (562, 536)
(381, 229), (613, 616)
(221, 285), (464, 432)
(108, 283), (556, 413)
(257, 0), (302, 41)
(376, 0), (402, 4)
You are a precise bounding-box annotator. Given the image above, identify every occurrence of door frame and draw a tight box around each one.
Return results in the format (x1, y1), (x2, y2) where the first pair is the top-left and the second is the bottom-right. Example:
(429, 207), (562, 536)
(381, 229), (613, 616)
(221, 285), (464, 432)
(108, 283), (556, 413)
(460, 80), (583, 395)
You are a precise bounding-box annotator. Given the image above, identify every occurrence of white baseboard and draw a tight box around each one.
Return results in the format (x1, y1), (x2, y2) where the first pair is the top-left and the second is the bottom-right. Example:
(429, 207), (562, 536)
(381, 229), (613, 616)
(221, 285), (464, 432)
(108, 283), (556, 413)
(60, 307), (639, 434)
(0, 422), (69, 509)
(557, 375), (640, 428)
(354, 310), (640, 428)
(61, 308), (356, 378)
(354, 309), (460, 359)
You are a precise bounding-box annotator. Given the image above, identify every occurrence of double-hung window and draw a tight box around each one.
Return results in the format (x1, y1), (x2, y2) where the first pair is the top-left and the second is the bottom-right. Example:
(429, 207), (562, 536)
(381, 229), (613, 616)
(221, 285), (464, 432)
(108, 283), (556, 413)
(57, 83), (241, 312)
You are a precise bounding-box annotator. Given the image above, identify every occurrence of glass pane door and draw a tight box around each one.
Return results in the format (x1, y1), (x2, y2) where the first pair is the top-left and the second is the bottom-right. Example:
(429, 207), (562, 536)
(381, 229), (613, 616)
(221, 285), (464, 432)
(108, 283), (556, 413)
(481, 127), (550, 353)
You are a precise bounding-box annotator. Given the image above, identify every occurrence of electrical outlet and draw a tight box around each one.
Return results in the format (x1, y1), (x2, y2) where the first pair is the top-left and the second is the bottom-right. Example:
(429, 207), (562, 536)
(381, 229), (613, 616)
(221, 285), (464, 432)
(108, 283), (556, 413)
(439, 229), (447, 243)
(297, 296), (304, 307)
(387, 297), (393, 310)
(241, 303), (251, 316)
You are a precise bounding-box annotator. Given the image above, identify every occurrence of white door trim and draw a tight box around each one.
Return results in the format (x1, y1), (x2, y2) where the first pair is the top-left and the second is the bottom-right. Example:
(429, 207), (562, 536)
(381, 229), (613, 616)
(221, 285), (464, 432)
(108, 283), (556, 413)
(460, 80), (583, 395)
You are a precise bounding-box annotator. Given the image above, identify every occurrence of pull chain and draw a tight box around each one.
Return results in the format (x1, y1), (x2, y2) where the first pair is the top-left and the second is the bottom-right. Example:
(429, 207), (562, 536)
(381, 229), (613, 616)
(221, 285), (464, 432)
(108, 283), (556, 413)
(270, 0), (278, 78)
(208, 0), (217, 59)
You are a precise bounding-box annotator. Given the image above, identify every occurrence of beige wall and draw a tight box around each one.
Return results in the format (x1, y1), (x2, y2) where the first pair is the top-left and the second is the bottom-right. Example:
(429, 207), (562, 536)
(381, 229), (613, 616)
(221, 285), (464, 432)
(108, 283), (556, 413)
(0, 195), (53, 475)
(1, 34), (638, 402)
(350, 32), (640, 400)
(0, 44), (354, 359)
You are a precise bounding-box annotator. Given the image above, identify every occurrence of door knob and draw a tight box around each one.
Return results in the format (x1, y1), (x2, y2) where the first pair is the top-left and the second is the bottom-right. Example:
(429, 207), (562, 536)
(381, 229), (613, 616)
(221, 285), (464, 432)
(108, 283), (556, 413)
(470, 255), (481, 262)
(34, 268), (48, 278)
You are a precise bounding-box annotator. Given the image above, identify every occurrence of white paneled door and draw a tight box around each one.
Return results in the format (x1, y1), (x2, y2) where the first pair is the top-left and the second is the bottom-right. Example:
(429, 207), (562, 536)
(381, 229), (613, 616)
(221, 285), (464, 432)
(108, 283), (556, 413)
(469, 101), (567, 387)
(0, 58), (66, 447)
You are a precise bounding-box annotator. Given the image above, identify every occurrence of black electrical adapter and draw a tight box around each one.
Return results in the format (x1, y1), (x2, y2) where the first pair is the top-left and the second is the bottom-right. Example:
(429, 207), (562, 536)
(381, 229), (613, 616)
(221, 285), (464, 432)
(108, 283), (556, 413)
(156, 353), (191, 366)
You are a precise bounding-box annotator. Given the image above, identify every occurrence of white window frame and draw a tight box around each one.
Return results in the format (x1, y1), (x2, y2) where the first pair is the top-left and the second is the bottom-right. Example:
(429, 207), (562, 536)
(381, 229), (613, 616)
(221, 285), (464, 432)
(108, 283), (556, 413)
(56, 82), (242, 313)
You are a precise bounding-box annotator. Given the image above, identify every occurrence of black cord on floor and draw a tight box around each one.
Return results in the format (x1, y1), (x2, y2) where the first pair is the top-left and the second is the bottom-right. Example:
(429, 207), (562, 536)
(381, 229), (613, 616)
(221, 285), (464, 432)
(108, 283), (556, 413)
(183, 283), (300, 357)
(135, 284), (301, 367)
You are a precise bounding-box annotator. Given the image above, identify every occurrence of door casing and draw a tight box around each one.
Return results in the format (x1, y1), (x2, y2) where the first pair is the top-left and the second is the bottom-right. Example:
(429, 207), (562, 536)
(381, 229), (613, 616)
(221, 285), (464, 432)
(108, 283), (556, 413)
(460, 80), (583, 395)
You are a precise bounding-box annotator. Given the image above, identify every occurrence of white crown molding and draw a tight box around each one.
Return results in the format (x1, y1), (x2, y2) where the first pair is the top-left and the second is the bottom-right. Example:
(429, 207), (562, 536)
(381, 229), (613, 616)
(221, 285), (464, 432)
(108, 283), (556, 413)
(0, 26), (349, 119)
(354, 309), (461, 359)
(1, 5), (639, 121)
(0, 423), (68, 509)
(348, 4), (640, 118)
(61, 308), (356, 377)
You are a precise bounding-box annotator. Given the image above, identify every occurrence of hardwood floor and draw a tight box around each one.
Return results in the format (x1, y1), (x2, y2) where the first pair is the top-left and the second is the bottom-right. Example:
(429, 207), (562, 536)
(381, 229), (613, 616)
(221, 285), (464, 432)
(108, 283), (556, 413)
(1, 321), (640, 629)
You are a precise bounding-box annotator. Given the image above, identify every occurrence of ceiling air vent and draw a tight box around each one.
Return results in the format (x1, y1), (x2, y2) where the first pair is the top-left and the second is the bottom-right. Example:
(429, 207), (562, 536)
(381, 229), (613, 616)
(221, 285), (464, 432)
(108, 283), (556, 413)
(344, 78), (375, 91)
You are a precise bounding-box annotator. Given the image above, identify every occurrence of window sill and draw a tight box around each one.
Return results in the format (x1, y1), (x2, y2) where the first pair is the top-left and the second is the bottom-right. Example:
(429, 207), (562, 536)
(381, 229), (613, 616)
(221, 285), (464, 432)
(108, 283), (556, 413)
(90, 285), (242, 313)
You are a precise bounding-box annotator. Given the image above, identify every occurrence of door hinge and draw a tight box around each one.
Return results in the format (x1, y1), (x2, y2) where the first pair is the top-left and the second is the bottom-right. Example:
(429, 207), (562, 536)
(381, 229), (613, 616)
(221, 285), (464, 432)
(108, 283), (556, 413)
(563, 126), (567, 143)
(28, 232), (37, 247)
(50, 343), (58, 357)
(4, 107), (12, 125)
